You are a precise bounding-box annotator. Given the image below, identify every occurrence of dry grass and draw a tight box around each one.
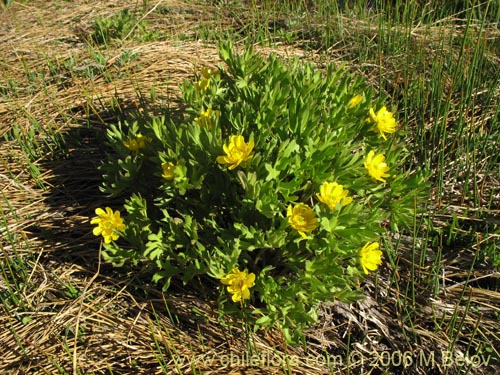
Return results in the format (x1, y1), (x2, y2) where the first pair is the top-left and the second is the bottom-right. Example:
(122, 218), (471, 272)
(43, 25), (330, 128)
(1, 1), (499, 374)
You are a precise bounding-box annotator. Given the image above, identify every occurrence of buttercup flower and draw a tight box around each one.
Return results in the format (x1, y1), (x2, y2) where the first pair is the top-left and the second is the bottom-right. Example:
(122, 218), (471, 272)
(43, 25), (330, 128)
(90, 207), (126, 244)
(364, 150), (390, 183)
(221, 268), (256, 303)
(216, 135), (254, 170)
(287, 203), (319, 239)
(348, 94), (363, 109)
(368, 106), (397, 140)
(316, 181), (353, 211)
(201, 67), (216, 79)
(194, 108), (219, 129)
(162, 162), (176, 180)
(195, 78), (210, 92)
(123, 133), (150, 152)
(359, 242), (383, 274)
(195, 67), (217, 92)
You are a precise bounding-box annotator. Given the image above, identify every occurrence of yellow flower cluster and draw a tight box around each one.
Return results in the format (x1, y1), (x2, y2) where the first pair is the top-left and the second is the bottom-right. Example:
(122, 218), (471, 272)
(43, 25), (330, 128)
(219, 244), (383, 302)
(286, 181), (353, 240)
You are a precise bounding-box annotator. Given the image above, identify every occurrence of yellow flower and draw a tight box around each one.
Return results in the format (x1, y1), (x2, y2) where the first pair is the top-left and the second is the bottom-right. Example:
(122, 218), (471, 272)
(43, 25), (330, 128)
(348, 94), (363, 109)
(195, 67), (217, 92)
(195, 78), (210, 92)
(287, 203), (319, 239)
(364, 150), (390, 183)
(201, 67), (216, 79)
(123, 133), (150, 152)
(359, 242), (383, 274)
(221, 268), (256, 303)
(216, 135), (254, 170)
(316, 181), (353, 211)
(368, 106), (397, 140)
(162, 162), (176, 180)
(194, 108), (219, 129)
(90, 207), (126, 244)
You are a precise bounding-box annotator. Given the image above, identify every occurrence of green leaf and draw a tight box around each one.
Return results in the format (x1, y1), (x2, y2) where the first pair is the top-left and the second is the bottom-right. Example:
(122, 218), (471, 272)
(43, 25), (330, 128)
(264, 163), (280, 181)
(255, 315), (273, 326)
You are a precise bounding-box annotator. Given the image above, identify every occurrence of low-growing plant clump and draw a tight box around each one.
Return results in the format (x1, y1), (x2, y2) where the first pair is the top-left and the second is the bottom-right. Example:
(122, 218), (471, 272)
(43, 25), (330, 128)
(91, 43), (427, 342)
(89, 8), (159, 46)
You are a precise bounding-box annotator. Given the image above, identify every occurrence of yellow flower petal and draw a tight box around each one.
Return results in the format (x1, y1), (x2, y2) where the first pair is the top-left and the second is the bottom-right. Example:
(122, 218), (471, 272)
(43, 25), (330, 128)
(95, 207), (105, 216)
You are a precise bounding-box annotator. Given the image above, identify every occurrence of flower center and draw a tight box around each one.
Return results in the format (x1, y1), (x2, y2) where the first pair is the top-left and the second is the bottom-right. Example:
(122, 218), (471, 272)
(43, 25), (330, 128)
(295, 215), (306, 225)
(232, 149), (243, 158)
